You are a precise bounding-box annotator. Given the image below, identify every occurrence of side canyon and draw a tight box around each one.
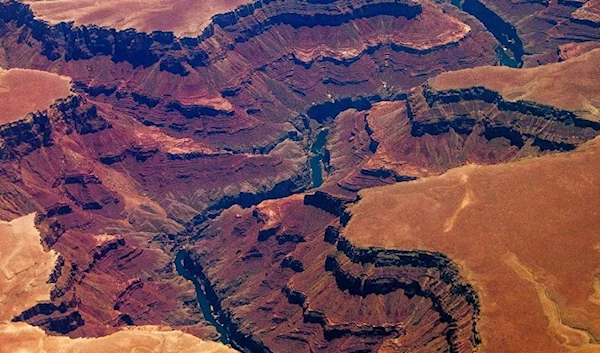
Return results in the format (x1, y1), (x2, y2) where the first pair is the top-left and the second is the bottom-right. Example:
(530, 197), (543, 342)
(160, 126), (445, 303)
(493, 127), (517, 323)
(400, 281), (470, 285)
(0, 0), (599, 352)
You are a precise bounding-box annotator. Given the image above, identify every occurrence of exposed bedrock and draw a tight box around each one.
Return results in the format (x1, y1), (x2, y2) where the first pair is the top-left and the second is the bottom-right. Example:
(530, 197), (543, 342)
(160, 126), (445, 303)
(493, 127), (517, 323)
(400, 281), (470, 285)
(177, 195), (480, 352)
(12, 297), (85, 335)
(51, 95), (111, 135)
(321, 247), (479, 351)
(458, 0), (525, 66)
(303, 190), (350, 217)
(571, 1), (600, 28)
(312, 81), (599, 202)
(6, 61), (593, 345)
(409, 85), (600, 152)
(0, 83), (312, 340)
(0, 0), (422, 74)
(0, 0), (499, 165)
(0, 95), (110, 162)
(0, 112), (51, 161)
(322, 84), (600, 184)
(2, 0), (597, 349)
(450, 0), (600, 66)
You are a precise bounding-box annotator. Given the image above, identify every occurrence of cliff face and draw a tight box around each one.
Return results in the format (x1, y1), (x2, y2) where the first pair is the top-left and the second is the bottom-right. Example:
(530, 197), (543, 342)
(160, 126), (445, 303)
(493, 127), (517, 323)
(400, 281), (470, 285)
(326, 238), (480, 352)
(409, 84), (599, 151)
(313, 80), (600, 201)
(0, 0), (421, 75)
(0, 0), (598, 351)
(0, 214), (237, 353)
(0, 95), (113, 162)
(0, 91), (312, 339)
(0, 112), (51, 161)
(450, 0), (600, 66)
(340, 139), (600, 353)
(179, 193), (479, 353)
(0, 0), (497, 169)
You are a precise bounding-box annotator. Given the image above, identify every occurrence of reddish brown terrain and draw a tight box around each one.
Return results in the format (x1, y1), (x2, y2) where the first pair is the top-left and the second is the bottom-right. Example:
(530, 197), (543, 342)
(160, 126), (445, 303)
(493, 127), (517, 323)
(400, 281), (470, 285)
(429, 49), (600, 120)
(453, 0), (600, 66)
(0, 67), (71, 124)
(0, 0), (599, 352)
(338, 51), (600, 352)
(344, 140), (600, 353)
(0, 214), (237, 353)
(23, 0), (253, 37)
(572, 0), (600, 26)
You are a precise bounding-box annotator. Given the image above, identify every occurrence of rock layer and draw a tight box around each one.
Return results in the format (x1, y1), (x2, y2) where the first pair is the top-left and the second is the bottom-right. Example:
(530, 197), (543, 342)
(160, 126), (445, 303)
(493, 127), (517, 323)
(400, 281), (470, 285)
(180, 194), (479, 353)
(0, 214), (238, 353)
(451, 0), (600, 66)
(342, 55), (600, 353)
(0, 0), (598, 352)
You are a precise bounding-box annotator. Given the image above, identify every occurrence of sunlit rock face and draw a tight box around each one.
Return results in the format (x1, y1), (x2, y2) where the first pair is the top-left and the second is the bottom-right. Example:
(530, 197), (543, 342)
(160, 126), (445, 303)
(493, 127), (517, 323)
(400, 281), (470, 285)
(0, 0), (599, 352)
(341, 51), (600, 353)
(0, 214), (238, 353)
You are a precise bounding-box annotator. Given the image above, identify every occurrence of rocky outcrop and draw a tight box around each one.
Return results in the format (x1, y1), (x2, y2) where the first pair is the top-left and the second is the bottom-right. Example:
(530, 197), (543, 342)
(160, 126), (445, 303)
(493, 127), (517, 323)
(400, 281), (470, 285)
(422, 85), (600, 129)
(52, 96), (110, 135)
(166, 102), (234, 119)
(13, 298), (85, 334)
(323, 242), (480, 351)
(453, 0), (600, 66)
(280, 256), (305, 272)
(0, 112), (51, 161)
(0, 94), (110, 162)
(569, 0), (600, 27)
(99, 147), (158, 165)
(190, 171), (311, 226)
(303, 190), (352, 220)
(52, 173), (121, 212)
(408, 85), (600, 152)
(0, 0), (420, 75)
(177, 194), (481, 352)
(2, 0), (596, 349)
(177, 251), (273, 353)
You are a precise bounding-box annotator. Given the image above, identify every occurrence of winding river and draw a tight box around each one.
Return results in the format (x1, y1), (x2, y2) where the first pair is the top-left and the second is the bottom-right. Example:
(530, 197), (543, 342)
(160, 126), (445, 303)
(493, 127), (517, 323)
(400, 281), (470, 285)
(175, 250), (231, 345)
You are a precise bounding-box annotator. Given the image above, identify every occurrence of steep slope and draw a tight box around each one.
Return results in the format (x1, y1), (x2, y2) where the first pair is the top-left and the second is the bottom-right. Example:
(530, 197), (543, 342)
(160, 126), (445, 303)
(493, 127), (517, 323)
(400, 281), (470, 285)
(0, 73), (305, 339)
(316, 52), (600, 198)
(0, 3), (501, 341)
(0, 0), (598, 352)
(429, 48), (600, 120)
(23, 0), (253, 37)
(172, 54), (600, 352)
(450, 0), (600, 66)
(340, 51), (600, 353)
(344, 136), (600, 353)
(0, 213), (238, 353)
(180, 195), (480, 353)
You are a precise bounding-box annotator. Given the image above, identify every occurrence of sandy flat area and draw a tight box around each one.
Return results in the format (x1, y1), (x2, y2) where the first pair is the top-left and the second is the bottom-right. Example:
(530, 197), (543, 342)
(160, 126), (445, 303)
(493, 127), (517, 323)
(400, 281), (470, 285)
(345, 137), (600, 353)
(429, 48), (600, 120)
(0, 68), (72, 125)
(24, 0), (253, 37)
(0, 214), (238, 353)
(345, 52), (600, 353)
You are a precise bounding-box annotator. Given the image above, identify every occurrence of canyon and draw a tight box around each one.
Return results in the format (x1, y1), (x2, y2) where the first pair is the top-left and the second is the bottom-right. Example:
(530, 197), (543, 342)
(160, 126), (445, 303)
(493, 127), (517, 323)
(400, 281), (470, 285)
(0, 0), (598, 352)
(0, 213), (237, 353)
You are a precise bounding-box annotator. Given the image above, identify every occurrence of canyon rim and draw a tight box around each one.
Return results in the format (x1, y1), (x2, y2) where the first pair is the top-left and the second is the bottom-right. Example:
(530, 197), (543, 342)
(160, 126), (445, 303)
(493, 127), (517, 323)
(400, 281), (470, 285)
(0, 0), (599, 352)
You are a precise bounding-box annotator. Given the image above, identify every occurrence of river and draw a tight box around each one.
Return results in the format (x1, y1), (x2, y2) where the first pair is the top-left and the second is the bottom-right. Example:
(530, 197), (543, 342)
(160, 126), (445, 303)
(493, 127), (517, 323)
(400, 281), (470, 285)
(455, 0), (524, 67)
(174, 250), (231, 345)
(310, 129), (329, 188)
